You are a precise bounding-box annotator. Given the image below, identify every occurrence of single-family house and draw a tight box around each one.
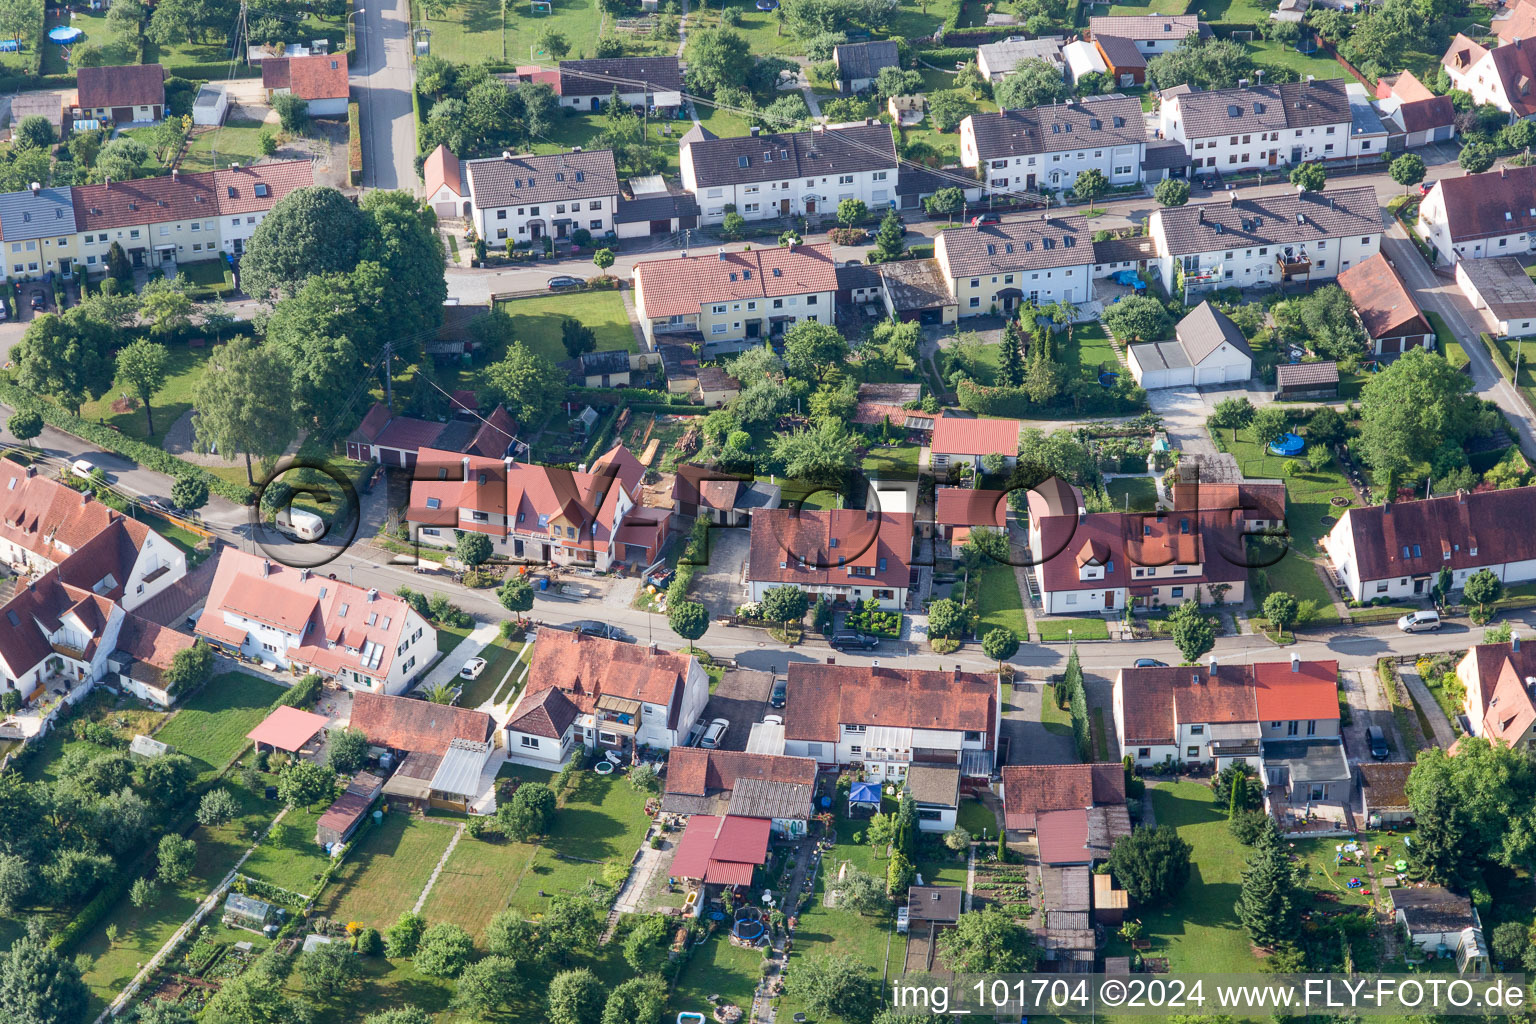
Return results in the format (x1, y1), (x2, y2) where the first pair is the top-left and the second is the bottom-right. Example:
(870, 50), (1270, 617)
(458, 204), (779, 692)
(933, 487), (1007, 546)
(1392, 887), (1490, 974)
(632, 243), (839, 352)
(261, 54), (349, 116)
(464, 149), (620, 244)
(510, 629), (711, 756)
(1441, 33), (1536, 119)
(1322, 486), (1536, 602)
(747, 508), (914, 610)
(556, 56), (683, 111)
(1087, 15), (1208, 57)
(853, 382), (934, 434)
(74, 64), (166, 123)
(1335, 252), (1435, 354)
(833, 41), (900, 93)
(1126, 300), (1253, 388)
(1357, 761), (1414, 827)
(1115, 655), (1349, 818)
(671, 465), (781, 526)
(927, 416), (1023, 478)
(670, 813), (771, 885)
(904, 765), (962, 832)
(1496, 0), (1536, 44)
(502, 687), (581, 769)
(960, 96), (1148, 197)
(1149, 186), (1382, 294)
(696, 366), (741, 407)
(976, 36), (1066, 82)
(1455, 634), (1536, 750)
(1158, 78), (1355, 177)
(1456, 256), (1536, 337)
(108, 616), (198, 707)
(195, 549), (435, 695)
(680, 122), (899, 226)
(351, 691), (495, 759)
(1418, 164), (1536, 265)
(565, 349), (633, 388)
(783, 662), (1001, 780)
(662, 748), (818, 835)
(424, 145), (469, 220)
(934, 216), (1094, 315)
(1374, 71), (1456, 147)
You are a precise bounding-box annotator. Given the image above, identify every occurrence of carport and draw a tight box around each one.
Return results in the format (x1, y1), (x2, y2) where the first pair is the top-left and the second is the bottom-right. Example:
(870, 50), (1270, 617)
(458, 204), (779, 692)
(878, 258), (958, 325)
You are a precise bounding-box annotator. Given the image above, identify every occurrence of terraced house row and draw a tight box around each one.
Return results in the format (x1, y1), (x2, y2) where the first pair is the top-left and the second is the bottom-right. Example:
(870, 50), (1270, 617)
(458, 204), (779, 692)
(0, 160), (313, 281)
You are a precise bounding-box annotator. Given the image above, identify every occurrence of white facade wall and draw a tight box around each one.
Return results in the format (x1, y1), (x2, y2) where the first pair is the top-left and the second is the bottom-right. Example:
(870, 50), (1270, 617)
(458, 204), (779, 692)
(746, 577), (907, 610)
(915, 805), (958, 831)
(305, 96), (348, 117)
(474, 194), (616, 244)
(963, 139), (1146, 194)
(214, 606), (433, 695)
(1445, 52), (1517, 113)
(1161, 108), (1353, 177)
(1151, 218), (1381, 293)
(949, 261), (1092, 316)
(682, 157), (898, 225)
(1420, 185), (1535, 264)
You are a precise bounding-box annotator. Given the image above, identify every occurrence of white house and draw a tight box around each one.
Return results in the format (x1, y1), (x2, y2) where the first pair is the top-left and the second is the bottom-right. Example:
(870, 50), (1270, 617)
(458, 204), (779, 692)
(746, 509), (914, 610)
(464, 149), (620, 243)
(423, 145), (469, 220)
(1158, 77), (1354, 177)
(195, 550), (435, 696)
(933, 216), (1094, 314)
(509, 629), (711, 757)
(556, 56), (683, 110)
(1455, 256), (1536, 337)
(1417, 164), (1536, 265)
(1149, 186), (1382, 295)
(1322, 486), (1536, 603)
(783, 662), (1001, 780)
(905, 766), (961, 832)
(959, 95), (1148, 197)
(680, 121), (899, 225)
(260, 54), (349, 117)
(1127, 300), (1252, 388)
(1442, 33), (1536, 119)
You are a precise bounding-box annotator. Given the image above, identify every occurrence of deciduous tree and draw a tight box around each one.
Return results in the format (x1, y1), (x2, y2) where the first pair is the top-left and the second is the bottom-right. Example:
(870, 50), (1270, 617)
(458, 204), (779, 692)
(191, 336), (299, 484)
(547, 968), (605, 1024)
(115, 339), (168, 436)
(241, 186), (378, 301)
(937, 905), (1038, 972)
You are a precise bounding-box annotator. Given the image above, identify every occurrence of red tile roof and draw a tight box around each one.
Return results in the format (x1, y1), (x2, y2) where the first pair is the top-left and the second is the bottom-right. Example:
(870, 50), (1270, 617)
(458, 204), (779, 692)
(1481, 658), (1536, 745)
(1499, 0), (1536, 44)
(524, 629), (694, 727)
(1036, 808), (1094, 864)
(1117, 659), (1339, 744)
(0, 461), (142, 566)
(247, 705), (330, 752)
(748, 509), (914, 590)
(116, 615), (195, 672)
(1335, 488), (1536, 582)
(1001, 763), (1125, 830)
(934, 487), (1008, 529)
(505, 686), (580, 739)
(1168, 479), (1287, 524)
(634, 243), (839, 318)
(1395, 95), (1456, 135)
(72, 161), (314, 231)
(424, 144), (465, 198)
(76, 64), (165, 109)
(669, 814), (770, 883)
(665, 748), (818, 797)
(0, 570), (117, 676)
(784, 663), (996, 744)
(1336, 253), (1431, 341)
(930, 416), (1022, 457)
(1035, 508), (1248, 594)
(1376, 70), (1437, 103)
(349, 691), (493, 755)
(264, 54), (349, 100)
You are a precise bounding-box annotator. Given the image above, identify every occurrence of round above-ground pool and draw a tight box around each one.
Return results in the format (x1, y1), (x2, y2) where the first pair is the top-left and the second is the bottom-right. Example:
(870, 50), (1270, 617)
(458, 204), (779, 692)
(594, 760), (615, 775)
(1098, 371), (1119, 388)
(1268, 432), (1306, 457)
(755, 0), (779, 9)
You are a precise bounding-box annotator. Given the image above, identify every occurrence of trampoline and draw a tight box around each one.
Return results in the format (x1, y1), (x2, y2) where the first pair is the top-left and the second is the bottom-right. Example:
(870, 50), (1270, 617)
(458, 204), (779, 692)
(733, 907), (765, 942)
(1268, 432), (1305, 457)
(1098, 371), (1119, 388)
(48, 25), (82, 42)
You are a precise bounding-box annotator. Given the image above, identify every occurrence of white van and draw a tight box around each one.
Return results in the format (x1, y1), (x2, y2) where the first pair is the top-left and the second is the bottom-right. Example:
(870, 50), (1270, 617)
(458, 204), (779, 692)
(1397, 610), (1442, 633)
(275, 507), (326, 541)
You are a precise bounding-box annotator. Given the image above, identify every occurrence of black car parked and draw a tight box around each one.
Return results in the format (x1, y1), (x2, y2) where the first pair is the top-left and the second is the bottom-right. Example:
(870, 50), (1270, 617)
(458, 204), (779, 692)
(770, 677), (787, 709)
(829, 632), (880, 651)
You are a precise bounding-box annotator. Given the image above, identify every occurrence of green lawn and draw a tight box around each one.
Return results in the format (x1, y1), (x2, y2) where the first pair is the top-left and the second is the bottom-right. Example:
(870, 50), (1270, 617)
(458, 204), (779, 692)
(240, 802), (336, 896)
(957, 796), (998, 839)
(1426, 311), (1468, 372)
(17, 690), (168, 784)
(1246, 38), (1345, 80)
(414, 0), (628, 66)
(143, 35), (245, 81)
(80, 343), (213, 444)
(976, 559), (1027, 637)
(495, 289), (638, 364)
(321, 814), (458, 930)
(671, 933), (765, 1017)
(1489, 333), (1536, 413)
(180, 120), (272, 174)
(44, 6), (138, 73)
(436, 622), (472, 656)
(971, 321), (1121, 386)
(861, 442), (921, 480)
(152, 672), (285, 781)
(1105, 475), (1158, 512)
(457, 636), (522, 709)
(417, 828), (539, 943)
(1036, 616), (1109, 641)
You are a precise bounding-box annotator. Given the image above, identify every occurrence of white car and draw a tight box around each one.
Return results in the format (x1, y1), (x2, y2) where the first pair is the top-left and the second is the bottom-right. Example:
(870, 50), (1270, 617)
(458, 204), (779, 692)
(700, 718), (729, 749)
(70, 459), (96, 480)
(1397, 610), (1442, 633)
(762, 714), (783, 726)
(459, 657), (487, 680)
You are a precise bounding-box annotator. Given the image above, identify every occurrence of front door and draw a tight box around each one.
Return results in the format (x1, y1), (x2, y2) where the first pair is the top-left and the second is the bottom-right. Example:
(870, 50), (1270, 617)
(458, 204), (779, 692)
(1026, 174), (1035, 189)
(1290, 146), (1302, 163)
(780, 198), (790, 214)
(805, 199), (816, 214)
(1268, 150), (1278, 166)
(1413, 577), (1426, 594)
(1104, 591), (1114, 609)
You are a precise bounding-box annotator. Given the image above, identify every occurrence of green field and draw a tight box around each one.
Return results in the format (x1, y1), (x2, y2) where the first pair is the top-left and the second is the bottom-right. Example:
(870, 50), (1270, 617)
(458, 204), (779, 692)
(976, 559), (1027, 637)
(496, 289), (639, 363)
(180, 121), (272, 174)
(240, 803), (336, 896)
(150, 672), (285, 781)
(412, 0), (633, 66)
(321, 814), (457, 930)
(80, 343), (214, 444)
(1105, 475), (1158, 512)
(861, 441), (921, 480)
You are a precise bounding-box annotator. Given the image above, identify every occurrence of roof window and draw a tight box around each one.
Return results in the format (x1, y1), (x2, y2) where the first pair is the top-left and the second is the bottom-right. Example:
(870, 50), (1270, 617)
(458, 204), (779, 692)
(254, 183), (269, 197)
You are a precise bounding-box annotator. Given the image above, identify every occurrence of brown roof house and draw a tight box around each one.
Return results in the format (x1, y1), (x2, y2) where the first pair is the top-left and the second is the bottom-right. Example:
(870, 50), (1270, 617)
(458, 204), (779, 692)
(262, 54), (350, 116)
(662, 748), (818, 834)
(671, 465), (781, 526)
(1442, 32), (1536, 120)
(1392, 887), (1490, 973)
(1336, 252), (1434, 355)
(1322, 486), (1536, 604)
(1374, 71), (1456, 147)
(1418, 163), (1536, 265)
(783, 662), (1001, 780)
(904, 764), (962, 833)
(424, 145), (468, 219)
(1275, 360), (1340, 400)
(74, 64), (166, 123)
(1001, 763), (1125, 833)
(503, 687), (581, 769)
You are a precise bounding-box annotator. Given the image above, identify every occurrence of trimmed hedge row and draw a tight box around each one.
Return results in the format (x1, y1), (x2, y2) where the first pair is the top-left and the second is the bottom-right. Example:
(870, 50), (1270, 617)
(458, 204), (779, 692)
(0, 377), (251, 504)
(348, 102), (363, 186)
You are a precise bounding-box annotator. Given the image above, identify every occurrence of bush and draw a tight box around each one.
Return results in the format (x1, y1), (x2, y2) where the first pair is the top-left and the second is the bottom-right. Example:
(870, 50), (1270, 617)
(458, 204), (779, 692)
(274, 673), (323, 710)
(355, 926), (383, 956)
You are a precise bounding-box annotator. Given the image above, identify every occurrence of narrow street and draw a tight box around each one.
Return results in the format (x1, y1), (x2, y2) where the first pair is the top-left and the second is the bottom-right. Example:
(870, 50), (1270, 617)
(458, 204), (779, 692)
(352, 0), (419, 191)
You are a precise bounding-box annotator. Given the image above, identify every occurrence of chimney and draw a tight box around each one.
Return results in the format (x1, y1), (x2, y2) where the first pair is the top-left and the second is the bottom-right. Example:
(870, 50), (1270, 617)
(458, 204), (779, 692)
(1513, 632), (1521, 652)
(1383, 503), (1391, 515)
(1077, 504), (1087, 523)
(649, 642), (659, 654)
(28, 182), (39, 195)
(1306, 74), (1315, 84)
(367, 588), (378, 602)
(1229, 191), (1237, 207)
(1502, 166), (1509, 179)
(104, 176), (111, 189)
(299, 568), (310, 582)
(572, 145), (582, 153)
(1238, 78), (1249, 88)
(1192, 672), (1202, 686)
(826, 657), (836, 665)
(171, 168), (178, 181)
(261, 560), (271, 578)
(1198, 207), (1205, 223)
(1290, 652), (1301, 673)
(680, 250), (688, 258)
(750, 125), (760, 137)
(23, 466), (33, 478)
(1457, 487), (1468, 503)
(502, 150), (514, 160)
(717, 248), (727, 261)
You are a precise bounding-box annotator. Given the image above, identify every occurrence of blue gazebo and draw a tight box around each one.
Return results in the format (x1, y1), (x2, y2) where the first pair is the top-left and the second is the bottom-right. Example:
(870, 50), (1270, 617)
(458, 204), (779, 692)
(848, 781), (882, 818)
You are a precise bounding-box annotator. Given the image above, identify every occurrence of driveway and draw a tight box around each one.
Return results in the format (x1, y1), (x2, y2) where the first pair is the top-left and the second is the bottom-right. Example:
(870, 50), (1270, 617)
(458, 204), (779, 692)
(1340, 666), (1409, 766)
(700, 668), (774, 752)
(1000, 678), (1076, 766)
(692, 527), (750, 619)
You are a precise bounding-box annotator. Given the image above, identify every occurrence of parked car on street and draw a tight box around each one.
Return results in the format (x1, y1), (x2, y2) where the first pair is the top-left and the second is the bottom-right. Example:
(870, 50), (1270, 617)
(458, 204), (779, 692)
(1397, 610), (1441, 633)
(70, 459), (96, 480)
(29, 293), (44, 311)
(829, 632), (879, 651)
(1133, 658), (1167, 668)
(971, 213), (1001, 227)
(547, 275), (582, 291)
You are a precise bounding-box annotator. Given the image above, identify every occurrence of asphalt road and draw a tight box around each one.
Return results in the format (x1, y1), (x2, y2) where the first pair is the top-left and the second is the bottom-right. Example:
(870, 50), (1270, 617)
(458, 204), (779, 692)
(352, 0), (418, 191)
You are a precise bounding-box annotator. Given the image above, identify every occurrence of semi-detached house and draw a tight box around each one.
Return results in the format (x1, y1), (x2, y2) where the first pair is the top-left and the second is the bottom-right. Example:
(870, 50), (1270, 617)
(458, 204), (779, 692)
(1323, 486), (1536, 603)
(935, 216), (1093, 315)
(463, 149), (619, 244)
(632, 242), (839, 353)
(1455, 634), (1536, 750)
(747, 508), (914, 610)
(783, 662), (1000, 781)
(1417, 164), (1536, 265)
(1442, 33), (1536, 119)
(959, 95), (1149, 197)
(680, 121), (899, 225)
(1158, 77), (1354, 177)
(1149, 186), (1381, 295)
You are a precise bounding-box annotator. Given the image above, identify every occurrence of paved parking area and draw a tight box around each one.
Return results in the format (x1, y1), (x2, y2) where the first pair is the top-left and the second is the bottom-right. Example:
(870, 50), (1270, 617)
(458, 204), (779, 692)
(699, 668), (774, 752)
(692, 527), (750, 619)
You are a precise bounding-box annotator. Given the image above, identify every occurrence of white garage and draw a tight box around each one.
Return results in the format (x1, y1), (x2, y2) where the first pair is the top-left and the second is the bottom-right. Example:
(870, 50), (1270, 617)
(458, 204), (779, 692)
(1126, 301), (1252, 390)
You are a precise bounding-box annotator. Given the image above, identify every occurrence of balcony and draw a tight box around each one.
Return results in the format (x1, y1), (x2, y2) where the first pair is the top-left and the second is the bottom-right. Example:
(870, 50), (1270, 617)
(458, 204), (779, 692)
(1277, 253), (1311, 278)
(594, 694), (641, 736)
